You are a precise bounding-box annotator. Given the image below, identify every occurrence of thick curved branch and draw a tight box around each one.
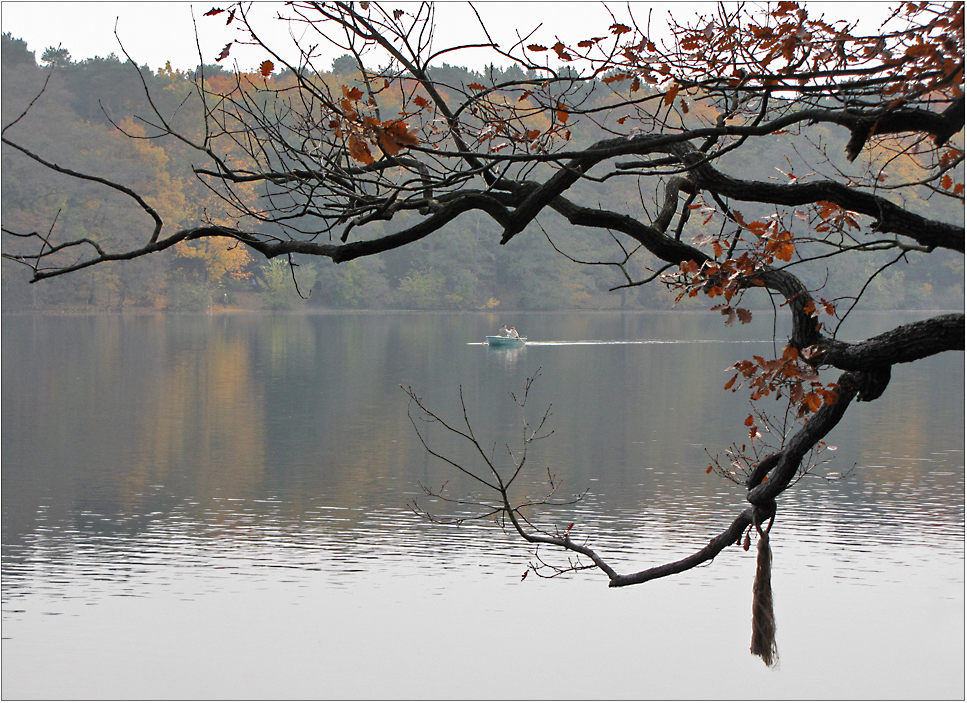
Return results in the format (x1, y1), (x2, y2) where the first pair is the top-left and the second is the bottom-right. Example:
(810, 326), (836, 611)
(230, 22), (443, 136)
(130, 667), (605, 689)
(818, 313), (965, 370)
(672, 143), (965, 253)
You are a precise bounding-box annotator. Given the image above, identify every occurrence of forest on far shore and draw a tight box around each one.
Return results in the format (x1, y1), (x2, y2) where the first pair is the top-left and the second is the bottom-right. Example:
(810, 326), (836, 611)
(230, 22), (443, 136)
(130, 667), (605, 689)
(2, 33), (963, 313)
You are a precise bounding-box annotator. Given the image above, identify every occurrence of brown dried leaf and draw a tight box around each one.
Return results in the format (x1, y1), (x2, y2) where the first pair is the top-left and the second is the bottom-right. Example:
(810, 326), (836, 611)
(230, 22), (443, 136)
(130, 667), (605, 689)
(348, 134), (375, 165)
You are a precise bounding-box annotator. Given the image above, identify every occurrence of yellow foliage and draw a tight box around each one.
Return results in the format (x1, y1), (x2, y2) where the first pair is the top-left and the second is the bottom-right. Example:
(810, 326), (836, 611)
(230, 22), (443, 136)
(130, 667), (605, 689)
(174, 239), (252, 282)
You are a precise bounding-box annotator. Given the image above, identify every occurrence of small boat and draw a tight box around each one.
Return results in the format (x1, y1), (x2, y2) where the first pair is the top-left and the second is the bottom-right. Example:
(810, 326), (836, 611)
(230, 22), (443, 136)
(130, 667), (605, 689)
(485, 335), (526, 348)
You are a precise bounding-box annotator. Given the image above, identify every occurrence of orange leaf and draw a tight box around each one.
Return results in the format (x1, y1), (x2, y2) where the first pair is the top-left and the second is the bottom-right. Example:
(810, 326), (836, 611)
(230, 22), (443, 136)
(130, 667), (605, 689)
(384, 120), (419, 146)
(348, 134), (375, 165)
(527, 44), (548, 52)
(610, 23), (631, 35)
(343, 85), (364, 102)
(467, 82), (487, 91)
(774, 1), (799, 13)
(744, 414), (755, 426)
(259, 60), (274, 77)
(603, 72), (632, 84)
(806, 393), (822, 413)
(525, 129), (541, 140)
(552, 42), (573, 61)
(413, 95), (430, 108)
(340, 98), (359, 121)
(664, 82), (680, 106)
(556, 102), (569, 124)
(941, 173), (953, 189)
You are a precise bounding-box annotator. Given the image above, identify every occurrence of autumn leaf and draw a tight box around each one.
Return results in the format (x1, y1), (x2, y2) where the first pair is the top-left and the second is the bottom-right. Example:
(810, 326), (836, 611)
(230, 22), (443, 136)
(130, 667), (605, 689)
(378, 120), (420, 155)
(215, 42), (232, 62)
(203, 7), (224, 16)
(412, 95), (430, 108)
(226, 8), (236, 24)
(259, 60), (274, 77)
(773, 1), (799, 16)
(664, 82), (680, 106)
(610, 23), (631, 35)
(339, 98), (359, 121)
(527, 44), (548, 52)
(467, 82), (487, 92)
(525, 129), (541, 140)
(385, 121), (419, 146)
(348, 134), (375, 165)
(555, 102), (569, 124)
(806, 392), (823, 413)
(552, 42), (573, 61)
(342, 85), (364, 101)
(736, 308), (753, 324)
(603, 72), (632, 84)
(941, 173), (953, 190)
(393, 9), (404, 20)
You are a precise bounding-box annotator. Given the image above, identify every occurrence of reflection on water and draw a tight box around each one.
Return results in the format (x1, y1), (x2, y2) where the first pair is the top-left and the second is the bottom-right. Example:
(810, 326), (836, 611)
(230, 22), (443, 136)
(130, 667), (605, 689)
(2, 311), (963, 699)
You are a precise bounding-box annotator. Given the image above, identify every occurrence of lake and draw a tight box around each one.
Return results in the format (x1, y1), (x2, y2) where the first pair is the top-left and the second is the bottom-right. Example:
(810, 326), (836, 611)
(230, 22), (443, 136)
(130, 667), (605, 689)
(2, 311), (963, 699)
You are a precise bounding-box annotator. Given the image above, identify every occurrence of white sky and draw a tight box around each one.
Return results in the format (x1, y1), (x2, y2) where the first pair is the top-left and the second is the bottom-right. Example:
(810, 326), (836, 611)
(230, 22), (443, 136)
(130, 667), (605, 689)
(0, 2), (669, 72)
(0, 2), (885, 74)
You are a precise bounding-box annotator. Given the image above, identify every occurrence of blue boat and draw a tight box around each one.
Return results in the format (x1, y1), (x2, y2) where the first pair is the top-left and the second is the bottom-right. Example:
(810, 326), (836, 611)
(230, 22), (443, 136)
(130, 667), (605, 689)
(485, 335), (526, 348)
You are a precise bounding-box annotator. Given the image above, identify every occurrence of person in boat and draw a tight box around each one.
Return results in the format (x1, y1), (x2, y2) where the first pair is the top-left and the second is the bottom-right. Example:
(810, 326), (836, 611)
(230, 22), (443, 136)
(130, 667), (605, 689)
(508, 327), (520, 339)
(499, 324), (511, 337)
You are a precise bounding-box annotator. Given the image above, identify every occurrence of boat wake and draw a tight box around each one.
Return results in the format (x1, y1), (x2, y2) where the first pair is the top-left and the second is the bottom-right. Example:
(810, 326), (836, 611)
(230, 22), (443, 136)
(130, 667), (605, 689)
(469, 339), (775, 346)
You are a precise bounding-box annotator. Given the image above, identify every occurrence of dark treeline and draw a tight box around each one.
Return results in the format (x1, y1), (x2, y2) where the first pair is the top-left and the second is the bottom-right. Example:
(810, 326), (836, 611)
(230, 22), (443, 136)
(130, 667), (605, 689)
(2, 33), (962, 312)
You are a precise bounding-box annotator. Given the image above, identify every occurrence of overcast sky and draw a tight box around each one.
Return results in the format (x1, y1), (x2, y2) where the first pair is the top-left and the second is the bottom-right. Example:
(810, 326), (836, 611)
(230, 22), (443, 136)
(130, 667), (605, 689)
(1, 2), (885, 74)
(0, 2), (667, 72)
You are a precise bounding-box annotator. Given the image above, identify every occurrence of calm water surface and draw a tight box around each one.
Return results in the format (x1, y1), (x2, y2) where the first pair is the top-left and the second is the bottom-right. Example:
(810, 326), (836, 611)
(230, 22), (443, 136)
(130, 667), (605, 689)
(2, 311), (964, 699)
